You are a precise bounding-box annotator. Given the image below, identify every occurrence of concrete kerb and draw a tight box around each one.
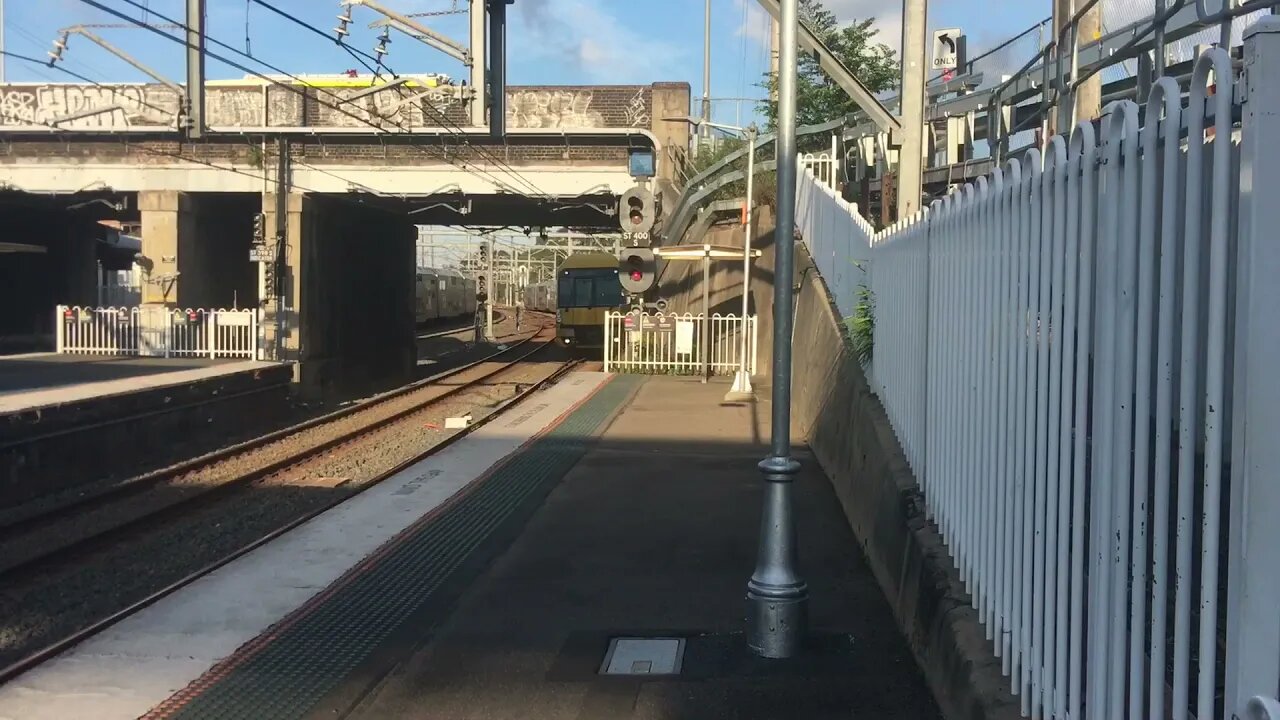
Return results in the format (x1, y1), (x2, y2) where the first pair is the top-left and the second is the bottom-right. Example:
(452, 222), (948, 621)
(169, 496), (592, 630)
(789, 243), (1020, 720)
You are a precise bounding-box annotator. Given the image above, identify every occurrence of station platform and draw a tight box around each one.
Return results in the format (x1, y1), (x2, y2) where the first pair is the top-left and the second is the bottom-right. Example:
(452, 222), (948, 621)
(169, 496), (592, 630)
(0, 354), (267, 415)
(0, 374), (940, 720)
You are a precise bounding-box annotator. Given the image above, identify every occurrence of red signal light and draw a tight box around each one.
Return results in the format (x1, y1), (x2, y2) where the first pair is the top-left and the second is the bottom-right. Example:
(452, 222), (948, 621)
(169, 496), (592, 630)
(629, 269), (643, 282)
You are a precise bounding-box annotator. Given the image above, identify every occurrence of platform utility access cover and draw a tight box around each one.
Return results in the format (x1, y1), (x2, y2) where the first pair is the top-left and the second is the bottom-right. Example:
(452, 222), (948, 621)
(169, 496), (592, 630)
(599, 637), (686, 675)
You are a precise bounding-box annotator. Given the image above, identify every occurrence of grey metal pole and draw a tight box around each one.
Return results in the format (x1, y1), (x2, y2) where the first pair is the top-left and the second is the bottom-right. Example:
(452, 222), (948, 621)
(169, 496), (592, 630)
(702, 247), (710, 384)
(896, 0), (927, 219)
(746, 0), (807, 659)
(185, 0), (206, 138)
(1, 0), (7, 83)
(702, 0), (712, 143)
(274, 137), (289, 361)
(488, 0), (506, 139)
(469, 0), (486, 127)
(726, 126), (757, 401)
(484, 236), (496, 341)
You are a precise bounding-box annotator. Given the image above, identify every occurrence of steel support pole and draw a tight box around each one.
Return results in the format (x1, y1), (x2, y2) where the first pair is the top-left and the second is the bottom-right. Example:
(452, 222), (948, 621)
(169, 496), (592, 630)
(185, 0), (206, 138)
(273, 137), (289, 361)
(746, 0), (807, 659)
(469, 0), (486, 127)
(895, 0), (927, 219)
(701, 248), (710, 384)
(1, 0), (6, 83)
(702, 0), (712, 143)
(484, 236), (496, 341)
(487, 0), (506, 139)
(726, 126), (757, 401)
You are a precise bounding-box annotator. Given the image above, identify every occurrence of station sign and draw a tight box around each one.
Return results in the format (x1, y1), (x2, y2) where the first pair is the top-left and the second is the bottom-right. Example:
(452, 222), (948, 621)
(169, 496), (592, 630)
(623, 311), (674, 334)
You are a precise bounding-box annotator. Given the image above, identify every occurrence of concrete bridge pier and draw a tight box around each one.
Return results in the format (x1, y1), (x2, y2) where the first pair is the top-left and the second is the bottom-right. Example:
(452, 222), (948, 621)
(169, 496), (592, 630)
(263, 192), (415, 401)
(136, 191), (259, 309)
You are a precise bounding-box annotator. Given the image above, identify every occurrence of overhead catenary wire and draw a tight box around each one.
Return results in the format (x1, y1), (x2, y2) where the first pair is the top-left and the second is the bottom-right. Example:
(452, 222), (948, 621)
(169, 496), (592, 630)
(78, 0), (551, 201)
(141, 0), (555, 200)
(242, 0), (556, 199)
(0, 49), (180, 119)
(0, 53), (408, 218)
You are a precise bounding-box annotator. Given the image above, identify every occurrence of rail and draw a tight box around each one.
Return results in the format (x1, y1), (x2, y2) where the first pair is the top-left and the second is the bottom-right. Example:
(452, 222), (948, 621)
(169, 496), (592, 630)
(0, 326), (575, 684)
(795, 27), (1280, 720)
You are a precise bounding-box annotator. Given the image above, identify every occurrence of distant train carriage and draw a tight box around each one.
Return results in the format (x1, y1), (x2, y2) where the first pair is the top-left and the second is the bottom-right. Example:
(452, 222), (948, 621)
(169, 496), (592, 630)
(415, 267), (477, 324)
(546, 252), (623, 350)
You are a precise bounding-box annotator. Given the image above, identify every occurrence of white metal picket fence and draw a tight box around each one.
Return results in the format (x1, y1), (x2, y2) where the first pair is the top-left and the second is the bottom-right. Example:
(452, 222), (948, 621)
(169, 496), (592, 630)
(800, 150), (838, 191)
(795, 156), (876, 323)
(603, 311), (757, 376)
(56, 305), (261, 359)
(796, 32), (1280, 720)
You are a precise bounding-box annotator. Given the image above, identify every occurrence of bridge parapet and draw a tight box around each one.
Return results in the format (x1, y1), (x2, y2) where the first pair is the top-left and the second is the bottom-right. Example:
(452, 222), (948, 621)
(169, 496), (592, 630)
(0, 78), (685, 134)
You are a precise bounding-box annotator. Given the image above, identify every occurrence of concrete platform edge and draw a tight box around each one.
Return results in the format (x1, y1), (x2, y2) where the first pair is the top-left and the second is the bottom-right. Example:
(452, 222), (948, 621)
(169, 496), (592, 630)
(790, 245), (1020, 720)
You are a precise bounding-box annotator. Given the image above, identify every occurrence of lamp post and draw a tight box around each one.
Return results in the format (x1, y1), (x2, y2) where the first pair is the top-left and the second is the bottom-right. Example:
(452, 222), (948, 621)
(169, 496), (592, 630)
(745, 0), (807, 659)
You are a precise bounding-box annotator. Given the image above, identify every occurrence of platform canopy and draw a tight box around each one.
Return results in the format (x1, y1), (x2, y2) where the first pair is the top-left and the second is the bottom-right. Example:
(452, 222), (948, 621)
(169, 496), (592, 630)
(652, 244), (762, 261)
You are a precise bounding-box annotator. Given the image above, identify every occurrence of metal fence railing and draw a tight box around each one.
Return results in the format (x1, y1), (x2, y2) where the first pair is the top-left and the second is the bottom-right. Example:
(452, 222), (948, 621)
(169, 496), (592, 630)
(55, 305), (261, 360)
(795, 30), (1280, 720)
(604, 311), (756, 377)
(801, 138), (839, 190)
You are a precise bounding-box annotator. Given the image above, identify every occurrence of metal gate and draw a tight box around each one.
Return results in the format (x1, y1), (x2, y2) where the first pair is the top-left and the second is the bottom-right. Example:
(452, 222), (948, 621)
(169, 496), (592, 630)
(603, 311), (757, 376)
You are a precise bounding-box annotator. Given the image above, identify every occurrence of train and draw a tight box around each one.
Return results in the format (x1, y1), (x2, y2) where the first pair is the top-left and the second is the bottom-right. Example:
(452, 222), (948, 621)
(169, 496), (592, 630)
(415, 267), (477, 325)
(523, 252), (623, 350)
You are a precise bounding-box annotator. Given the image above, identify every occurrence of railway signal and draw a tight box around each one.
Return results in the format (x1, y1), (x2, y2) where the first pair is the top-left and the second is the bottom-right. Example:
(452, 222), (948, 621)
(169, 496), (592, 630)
(619, 247), (655, 294)
(253, 213), (266, 243)
(263, 259), (276, 295)
(618, 186), (656, 245)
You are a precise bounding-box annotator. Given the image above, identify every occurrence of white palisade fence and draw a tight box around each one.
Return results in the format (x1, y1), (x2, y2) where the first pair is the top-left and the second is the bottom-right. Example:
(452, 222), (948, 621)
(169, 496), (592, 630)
(796, 28), (1280, 720)
(56, 305), (261, 359)
(604, 312), (757, 376)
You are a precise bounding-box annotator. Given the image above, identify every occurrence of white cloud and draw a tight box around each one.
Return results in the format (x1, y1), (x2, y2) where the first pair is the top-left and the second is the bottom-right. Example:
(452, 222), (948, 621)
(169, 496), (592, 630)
(826, 0), (904, 51)
(733, 0), (773, 44)
(510, 0), (688, 84)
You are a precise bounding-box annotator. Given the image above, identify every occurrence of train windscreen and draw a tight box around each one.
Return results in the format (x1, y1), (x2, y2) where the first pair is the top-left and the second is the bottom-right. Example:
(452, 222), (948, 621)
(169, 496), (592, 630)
(557, 268), (622, 309)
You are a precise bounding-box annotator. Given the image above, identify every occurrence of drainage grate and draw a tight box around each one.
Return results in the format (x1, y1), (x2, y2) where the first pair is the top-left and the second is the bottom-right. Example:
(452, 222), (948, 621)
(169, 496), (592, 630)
(599, 637), (685, 676)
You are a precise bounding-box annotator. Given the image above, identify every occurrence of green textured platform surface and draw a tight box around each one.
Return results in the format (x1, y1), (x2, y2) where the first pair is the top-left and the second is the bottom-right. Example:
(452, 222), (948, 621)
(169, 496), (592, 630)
(153, 375), (641, 720)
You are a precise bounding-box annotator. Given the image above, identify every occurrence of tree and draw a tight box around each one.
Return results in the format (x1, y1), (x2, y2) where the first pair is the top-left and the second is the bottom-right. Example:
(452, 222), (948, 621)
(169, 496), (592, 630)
(757, 0), (898, 130)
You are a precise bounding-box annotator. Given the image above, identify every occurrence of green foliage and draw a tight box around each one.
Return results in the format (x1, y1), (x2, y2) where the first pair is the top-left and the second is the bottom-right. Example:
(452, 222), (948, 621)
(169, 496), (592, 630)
(757, 0), (899, 130)
(845, 282), (875, 365)
(684, 136), (777, 208)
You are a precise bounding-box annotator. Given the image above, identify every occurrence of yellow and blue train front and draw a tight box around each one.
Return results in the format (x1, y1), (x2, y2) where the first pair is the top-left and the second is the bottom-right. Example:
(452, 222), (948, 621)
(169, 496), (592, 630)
(556, 307), (606, 348)
(555, 262), (621, 350)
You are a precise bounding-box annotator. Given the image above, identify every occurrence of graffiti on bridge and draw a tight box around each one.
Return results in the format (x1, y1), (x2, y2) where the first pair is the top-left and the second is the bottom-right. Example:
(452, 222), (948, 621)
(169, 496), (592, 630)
(0, 84), (178, 129)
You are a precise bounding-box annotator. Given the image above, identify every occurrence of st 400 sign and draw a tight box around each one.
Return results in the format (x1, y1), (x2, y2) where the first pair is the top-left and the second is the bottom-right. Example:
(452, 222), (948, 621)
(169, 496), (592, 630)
(622, 231), (650, 244)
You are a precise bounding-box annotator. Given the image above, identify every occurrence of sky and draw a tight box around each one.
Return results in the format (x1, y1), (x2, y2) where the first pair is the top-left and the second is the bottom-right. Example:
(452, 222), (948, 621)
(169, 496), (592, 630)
(1, 0), (1051, 126)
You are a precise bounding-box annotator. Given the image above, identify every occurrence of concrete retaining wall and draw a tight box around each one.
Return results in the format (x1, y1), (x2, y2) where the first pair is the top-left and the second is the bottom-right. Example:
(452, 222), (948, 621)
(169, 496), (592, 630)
(654, 206), (778, 375)
(0, 363), (294, 507)
(790, 244), (1020, 720)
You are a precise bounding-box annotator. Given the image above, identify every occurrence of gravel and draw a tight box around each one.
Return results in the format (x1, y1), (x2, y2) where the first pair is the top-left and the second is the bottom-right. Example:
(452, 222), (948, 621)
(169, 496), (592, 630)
(0, 346), (572, 671)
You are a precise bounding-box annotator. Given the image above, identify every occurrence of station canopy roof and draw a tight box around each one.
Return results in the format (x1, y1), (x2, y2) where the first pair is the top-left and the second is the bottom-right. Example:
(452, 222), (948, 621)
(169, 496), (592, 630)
(652, 244), (762, 261)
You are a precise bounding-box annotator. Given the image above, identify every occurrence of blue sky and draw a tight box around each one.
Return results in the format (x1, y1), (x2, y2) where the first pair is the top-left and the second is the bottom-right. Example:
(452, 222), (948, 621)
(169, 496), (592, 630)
(2, 0), (1050, 125)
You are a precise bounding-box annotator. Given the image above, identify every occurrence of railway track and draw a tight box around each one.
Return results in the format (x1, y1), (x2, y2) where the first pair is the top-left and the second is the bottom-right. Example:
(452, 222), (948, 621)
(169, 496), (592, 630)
(0, 322), (579, 682)
(415, 309), (509, 341)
